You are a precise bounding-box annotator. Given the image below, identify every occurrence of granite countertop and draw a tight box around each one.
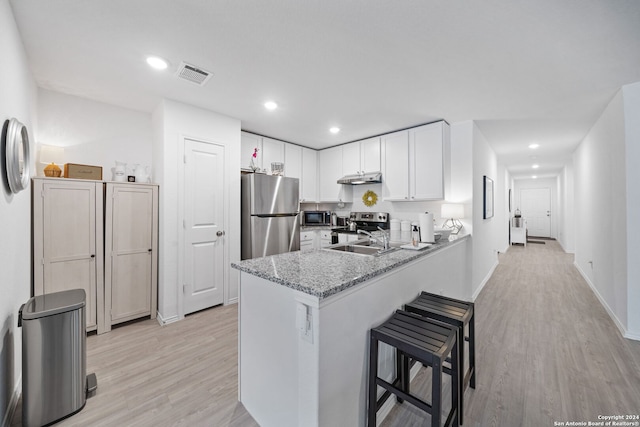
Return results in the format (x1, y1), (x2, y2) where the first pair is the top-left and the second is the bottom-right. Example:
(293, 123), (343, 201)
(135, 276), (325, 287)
(232, 235), (469, 300)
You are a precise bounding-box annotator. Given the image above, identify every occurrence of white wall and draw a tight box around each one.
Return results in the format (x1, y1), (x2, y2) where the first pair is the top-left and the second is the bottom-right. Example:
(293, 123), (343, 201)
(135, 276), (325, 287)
(152, 99), (241, 322)
(513, 177), (559, 238)
(558, 161), (575, 253)
(471, 123), (502, 298)
(622, 82), (640, 339)
(0, 0), (37, 423)
(36, 88), (152, 180)
(573, 90), (629, 336)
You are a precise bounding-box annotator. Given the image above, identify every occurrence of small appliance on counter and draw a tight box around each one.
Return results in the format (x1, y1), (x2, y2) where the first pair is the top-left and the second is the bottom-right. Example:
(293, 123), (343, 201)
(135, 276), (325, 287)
(301, 210), (332, 226)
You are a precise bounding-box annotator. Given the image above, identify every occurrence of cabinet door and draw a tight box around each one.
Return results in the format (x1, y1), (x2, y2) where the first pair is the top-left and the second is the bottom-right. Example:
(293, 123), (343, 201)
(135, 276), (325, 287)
(410, 123), (445, 200)
(285, 143), (302, 179)
(319, 230), (332, 248)
(106, 185), (155, 326)
(35, 180), (103, 332)
(262, 137), (285, 174)
(301, 147), (318, 202)
(360, 137), (381, 173)
(381, 131), (410, 200)
(318, 146), (344, 202)
(241, 132), (262, 170)
(342, 143), (361, 175)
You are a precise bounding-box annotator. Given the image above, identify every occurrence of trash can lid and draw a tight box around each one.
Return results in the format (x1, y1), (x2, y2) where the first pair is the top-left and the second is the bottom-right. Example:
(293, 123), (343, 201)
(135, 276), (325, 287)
(21, 289), (86, 320)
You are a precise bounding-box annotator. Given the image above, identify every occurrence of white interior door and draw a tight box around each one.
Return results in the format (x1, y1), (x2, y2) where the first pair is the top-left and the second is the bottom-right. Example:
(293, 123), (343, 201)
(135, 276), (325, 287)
(521, 188), (551, 237)
(183, 138), (225, 314)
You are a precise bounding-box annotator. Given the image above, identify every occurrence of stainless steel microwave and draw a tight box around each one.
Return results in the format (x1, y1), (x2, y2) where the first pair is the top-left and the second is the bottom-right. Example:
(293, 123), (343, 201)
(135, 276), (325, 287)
(301, 210), (331, 226)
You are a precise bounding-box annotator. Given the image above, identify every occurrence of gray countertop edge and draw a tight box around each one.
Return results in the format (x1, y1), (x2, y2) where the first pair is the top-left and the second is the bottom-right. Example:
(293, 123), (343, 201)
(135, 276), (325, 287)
(232, 234), (470, 300)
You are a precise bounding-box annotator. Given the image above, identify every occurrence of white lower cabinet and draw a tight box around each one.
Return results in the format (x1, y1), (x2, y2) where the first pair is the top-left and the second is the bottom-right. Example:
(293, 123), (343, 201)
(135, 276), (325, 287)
(300, 230), (317, 251)
(104, 183), (158, 331)
(32, 178), (105, 333)
(319, 230), (332, 248)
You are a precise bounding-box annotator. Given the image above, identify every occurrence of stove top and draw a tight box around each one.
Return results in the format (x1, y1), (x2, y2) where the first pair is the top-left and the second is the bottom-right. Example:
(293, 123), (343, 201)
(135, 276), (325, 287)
(331, 211), (389, 233)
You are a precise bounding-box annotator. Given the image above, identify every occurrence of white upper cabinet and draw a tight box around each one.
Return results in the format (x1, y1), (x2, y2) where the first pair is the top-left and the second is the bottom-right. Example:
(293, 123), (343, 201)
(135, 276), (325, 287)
(285, 143), (317, 202)
(262, 137), (285, 173)
(284, 143), (302, 179)
(241, 131), (262, 170)
(241, 132), (285, 174)
(410, 122), (450, 200)
(301, 147), (318, 202)
(341, 137), (380, 175)
(318, 146), (351, 202)
(381, 131), (410, 200)
(381, 121), (449, 201)
(360, 137), (381, 173)
(342, 143), (361, 175)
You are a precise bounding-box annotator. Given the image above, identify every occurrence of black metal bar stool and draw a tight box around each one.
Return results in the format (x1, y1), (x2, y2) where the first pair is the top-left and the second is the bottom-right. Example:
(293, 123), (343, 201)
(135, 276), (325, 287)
(368, 310), (460, 427)
(405, 292), (475, 424)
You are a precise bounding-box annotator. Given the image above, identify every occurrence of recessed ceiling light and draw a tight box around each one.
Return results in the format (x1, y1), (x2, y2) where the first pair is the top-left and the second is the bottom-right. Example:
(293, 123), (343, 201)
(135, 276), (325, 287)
(532, 164), (540, 169)
(529, 143), (540, 149)
(146, 56), (168, 70)
(329, 127), (340, 134)
(532, 175), (538, 179)
(264, 101), (278, 110)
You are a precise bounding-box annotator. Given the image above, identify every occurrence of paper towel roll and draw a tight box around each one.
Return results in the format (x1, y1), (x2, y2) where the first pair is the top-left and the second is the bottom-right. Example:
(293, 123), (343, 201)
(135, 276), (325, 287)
(419, 212), (434, 243)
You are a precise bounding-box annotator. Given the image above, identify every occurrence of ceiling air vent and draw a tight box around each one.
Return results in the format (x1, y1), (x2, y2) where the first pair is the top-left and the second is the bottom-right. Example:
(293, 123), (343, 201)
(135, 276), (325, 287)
(176, 62), (213, 86)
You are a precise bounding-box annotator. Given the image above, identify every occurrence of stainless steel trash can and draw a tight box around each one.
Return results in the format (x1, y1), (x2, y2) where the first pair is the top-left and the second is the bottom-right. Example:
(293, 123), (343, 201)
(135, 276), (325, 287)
(19, 289), (96, 427)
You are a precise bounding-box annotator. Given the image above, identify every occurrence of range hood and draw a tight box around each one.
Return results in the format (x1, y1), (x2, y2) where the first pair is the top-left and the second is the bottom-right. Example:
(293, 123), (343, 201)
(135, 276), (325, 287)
(337, 171), (382, 185)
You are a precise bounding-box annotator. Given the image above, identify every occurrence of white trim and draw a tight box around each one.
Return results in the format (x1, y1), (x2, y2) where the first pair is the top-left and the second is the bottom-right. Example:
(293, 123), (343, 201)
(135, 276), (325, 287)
(2, 376), (21, 427)
(472, 259), (498, 301)
(625, 331), (640, 341)
(156, 311), (180, 326)
(573, 261), (634, 340)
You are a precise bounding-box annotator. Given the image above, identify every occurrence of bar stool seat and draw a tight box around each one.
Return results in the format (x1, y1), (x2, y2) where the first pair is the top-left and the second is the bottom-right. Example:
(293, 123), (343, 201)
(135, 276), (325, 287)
(368, 310), (460, 427)
(405, 292), (475, 424)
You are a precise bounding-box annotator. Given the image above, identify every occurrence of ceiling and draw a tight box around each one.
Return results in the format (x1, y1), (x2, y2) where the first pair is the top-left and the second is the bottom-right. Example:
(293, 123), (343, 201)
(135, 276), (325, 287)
(9, 0), (640, 179)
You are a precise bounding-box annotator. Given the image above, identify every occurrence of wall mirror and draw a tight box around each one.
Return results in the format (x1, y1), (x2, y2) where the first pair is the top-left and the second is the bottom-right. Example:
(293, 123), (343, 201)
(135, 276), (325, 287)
(3, 118), (31, 194)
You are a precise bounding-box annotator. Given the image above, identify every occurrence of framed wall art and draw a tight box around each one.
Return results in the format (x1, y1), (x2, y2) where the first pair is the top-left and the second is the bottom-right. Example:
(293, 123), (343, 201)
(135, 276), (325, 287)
(483, 175), (494, 219)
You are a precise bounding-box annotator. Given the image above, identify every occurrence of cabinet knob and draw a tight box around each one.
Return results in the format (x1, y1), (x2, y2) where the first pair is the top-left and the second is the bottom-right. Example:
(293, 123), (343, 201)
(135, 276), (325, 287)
(90, 254), (95, 258)
(148, 249), (152, 252)
(217, 230), (225, 237)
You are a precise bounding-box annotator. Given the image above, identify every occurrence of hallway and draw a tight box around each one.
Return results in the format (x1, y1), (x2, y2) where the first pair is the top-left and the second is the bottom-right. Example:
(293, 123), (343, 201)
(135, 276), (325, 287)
(383, 240), (640, 426)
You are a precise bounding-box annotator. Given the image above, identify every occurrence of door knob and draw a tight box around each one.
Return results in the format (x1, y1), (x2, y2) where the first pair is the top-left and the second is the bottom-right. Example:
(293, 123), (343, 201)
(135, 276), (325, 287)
(217, 230), (225, 237)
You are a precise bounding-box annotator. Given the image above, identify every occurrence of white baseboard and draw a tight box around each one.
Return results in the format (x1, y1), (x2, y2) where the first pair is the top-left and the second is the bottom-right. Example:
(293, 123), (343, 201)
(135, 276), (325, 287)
(155, 311), (180, 326)
(2, 376), (21, 427)
(573, 261), (637, 341)
(472, 259), (498, 301)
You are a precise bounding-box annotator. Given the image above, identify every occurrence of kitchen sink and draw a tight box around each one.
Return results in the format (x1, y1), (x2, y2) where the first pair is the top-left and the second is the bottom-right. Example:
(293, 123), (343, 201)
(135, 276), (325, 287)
(324, 239), (401, 257)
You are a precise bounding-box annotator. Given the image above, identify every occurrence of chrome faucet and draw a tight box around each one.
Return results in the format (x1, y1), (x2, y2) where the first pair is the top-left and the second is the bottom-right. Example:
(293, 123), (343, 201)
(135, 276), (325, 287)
(358, 227), (390, 250)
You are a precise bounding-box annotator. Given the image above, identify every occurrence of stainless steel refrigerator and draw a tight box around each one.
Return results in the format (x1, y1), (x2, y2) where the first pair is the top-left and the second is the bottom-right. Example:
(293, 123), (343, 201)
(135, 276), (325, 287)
(241, 173), (300, 260)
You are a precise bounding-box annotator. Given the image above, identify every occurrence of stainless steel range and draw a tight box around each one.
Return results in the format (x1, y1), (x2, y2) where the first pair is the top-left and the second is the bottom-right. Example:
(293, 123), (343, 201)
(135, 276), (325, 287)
(331, 212), (389, 243)
(348, 211), (389, 231)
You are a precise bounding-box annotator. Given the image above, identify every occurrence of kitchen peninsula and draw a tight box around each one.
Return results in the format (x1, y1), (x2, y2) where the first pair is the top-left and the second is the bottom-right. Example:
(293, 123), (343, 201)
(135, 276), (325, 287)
(231, 235), (471, 427)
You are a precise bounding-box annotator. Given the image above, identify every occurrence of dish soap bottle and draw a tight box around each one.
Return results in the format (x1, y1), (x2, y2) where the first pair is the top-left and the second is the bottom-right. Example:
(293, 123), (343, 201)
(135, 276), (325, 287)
(412, 224), (420, 247)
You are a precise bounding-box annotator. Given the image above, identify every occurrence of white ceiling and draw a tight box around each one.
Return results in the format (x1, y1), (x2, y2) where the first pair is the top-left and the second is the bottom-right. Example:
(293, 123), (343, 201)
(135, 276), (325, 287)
(9, 0), (640, 179)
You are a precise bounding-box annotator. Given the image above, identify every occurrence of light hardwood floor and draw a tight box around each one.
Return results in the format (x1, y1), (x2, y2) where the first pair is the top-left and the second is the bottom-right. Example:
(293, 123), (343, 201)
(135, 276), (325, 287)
(12, 241), (640, 426)
(381, 240), (640, 427)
